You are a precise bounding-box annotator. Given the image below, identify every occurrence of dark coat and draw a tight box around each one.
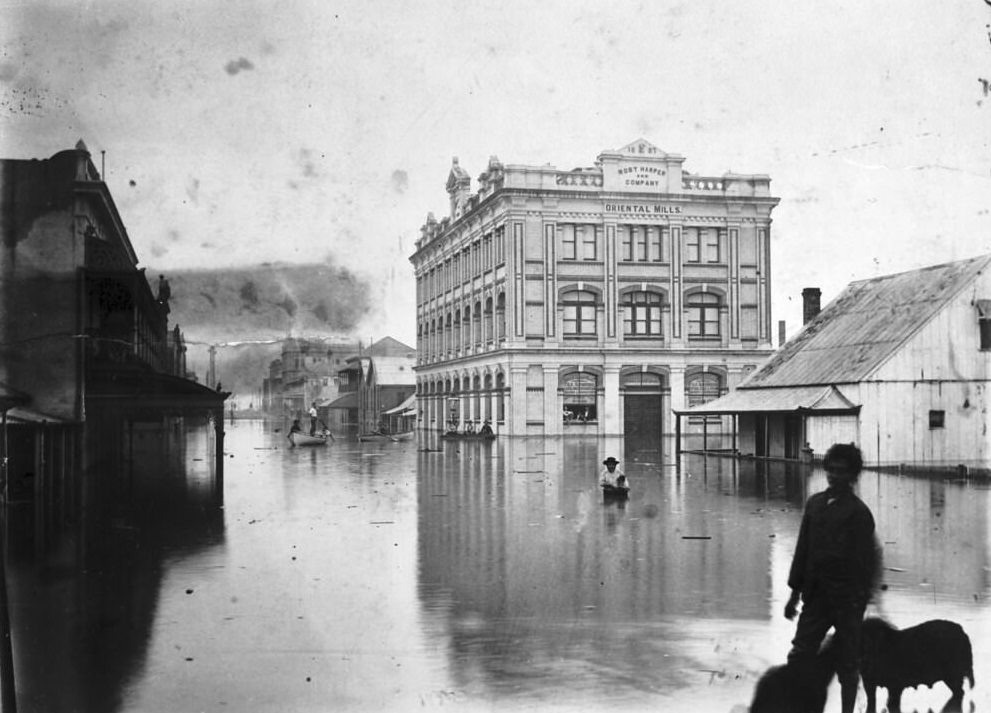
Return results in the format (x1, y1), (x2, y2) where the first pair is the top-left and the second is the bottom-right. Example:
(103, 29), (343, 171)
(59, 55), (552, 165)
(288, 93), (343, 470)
(788, 487), (877, 602)
(860, 617), (974, 713)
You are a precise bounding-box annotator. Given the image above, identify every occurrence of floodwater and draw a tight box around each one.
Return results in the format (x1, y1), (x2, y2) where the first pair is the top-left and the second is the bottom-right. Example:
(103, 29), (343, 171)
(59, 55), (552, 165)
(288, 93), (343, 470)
(5, 419), (990, 713)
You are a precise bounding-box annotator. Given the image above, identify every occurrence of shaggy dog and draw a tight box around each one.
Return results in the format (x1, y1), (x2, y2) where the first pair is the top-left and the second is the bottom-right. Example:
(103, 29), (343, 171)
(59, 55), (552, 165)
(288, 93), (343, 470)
(749, 637), (837, 713)
(860, 617), (974, 713)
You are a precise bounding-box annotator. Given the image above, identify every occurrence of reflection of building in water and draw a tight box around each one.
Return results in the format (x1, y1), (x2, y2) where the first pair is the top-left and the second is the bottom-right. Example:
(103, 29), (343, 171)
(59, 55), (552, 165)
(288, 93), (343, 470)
(857, 472), (990, 600)
(410, 139), (779, 448)
(6, 424), (225, 712)
(417, 440), (779, 682)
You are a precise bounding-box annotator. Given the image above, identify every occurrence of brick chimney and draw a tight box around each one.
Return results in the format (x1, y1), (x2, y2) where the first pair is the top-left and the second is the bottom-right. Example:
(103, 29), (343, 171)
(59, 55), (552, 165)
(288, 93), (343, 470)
(802, 288), (821, 324)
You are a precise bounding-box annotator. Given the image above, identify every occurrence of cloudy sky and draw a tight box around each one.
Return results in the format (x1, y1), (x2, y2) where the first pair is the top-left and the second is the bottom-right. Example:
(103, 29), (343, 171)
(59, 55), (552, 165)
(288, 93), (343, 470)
(2, 0), (989, 344)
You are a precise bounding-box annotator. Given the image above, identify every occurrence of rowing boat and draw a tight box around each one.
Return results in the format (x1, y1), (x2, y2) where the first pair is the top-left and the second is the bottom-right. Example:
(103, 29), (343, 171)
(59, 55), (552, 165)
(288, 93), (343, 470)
(288, 431), (333, 447)
(601, 483), (630, 499)
(357, 430), (414, 443)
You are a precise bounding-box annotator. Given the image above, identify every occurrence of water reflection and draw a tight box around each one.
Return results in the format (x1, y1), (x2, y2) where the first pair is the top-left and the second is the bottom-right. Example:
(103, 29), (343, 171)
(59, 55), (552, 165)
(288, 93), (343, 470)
(4, 425), (990, 712)
(416, 440), (990, 711)
(6, 424), (224, 713)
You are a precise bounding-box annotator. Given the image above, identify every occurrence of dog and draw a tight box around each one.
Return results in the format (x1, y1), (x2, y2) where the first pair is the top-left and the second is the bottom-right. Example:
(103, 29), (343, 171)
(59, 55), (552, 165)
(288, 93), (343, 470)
(860, 617), (974, 713)
(749, 637), (837, 713)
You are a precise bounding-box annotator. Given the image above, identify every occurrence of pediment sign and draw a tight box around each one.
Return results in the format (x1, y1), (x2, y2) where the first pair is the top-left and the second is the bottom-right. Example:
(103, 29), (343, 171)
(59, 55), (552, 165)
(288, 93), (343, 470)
(600, 138), (682, 194)
(616, 138), (666, 158)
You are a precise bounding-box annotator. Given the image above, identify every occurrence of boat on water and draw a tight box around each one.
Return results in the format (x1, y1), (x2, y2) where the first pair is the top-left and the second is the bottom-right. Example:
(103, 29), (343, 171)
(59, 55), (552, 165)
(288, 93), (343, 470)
(441, 431), (496, 441)
(601, 483), (630, 499)
(289, 431), (333, 447)
(357, 430), (414, 443)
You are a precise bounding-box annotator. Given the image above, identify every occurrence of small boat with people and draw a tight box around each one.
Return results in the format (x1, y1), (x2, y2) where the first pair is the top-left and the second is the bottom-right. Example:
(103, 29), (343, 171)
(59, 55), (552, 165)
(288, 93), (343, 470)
(441, 420), (496, 440)
(287, 416), (335, 447)
(357, 430), (414, 443)
(289, 430), (334, 447)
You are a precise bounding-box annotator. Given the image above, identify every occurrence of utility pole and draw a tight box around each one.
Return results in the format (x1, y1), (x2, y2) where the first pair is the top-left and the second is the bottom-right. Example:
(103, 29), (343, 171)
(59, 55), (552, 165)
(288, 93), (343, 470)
(207, 346), (217, 389)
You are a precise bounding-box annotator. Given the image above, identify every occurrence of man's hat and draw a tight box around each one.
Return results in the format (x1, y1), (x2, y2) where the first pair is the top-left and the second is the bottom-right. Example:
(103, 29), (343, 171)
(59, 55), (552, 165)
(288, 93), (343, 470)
(602, 457), (619, 465)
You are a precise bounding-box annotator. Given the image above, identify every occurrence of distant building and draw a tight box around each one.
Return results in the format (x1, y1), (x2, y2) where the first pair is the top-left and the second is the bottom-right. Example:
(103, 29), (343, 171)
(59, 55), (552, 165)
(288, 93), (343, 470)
(409, 139), (779, 446)
(270, 337), (361, 425)
(680, 254), (991, 470)
(328, 337), (416, 435)
(0, 141), (226, 531)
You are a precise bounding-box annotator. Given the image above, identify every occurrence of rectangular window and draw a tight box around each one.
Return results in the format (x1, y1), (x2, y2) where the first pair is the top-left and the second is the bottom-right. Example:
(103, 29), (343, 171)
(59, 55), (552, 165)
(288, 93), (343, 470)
(928, 410), (945, 429)
(619, 227), (633, 261)
(563, 305), (596, 335)
(635, 227), (648, 261)
(560, 225), (577, 260)
(704, 229), (721, 263)
(581, 226), (597, 260)
(495, 227), (505, 265)
(685, 228), (701, 263)
(977, 300), (991, 349)
(648, 227), (662, 262)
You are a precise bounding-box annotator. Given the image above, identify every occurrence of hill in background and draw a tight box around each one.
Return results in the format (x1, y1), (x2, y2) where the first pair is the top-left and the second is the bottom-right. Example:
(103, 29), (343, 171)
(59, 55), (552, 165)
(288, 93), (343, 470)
(156, 262), (372, 396)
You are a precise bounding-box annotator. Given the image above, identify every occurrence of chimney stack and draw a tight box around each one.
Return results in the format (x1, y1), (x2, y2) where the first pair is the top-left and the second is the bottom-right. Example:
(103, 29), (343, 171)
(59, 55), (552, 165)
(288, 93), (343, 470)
(802, 288), (821, 325)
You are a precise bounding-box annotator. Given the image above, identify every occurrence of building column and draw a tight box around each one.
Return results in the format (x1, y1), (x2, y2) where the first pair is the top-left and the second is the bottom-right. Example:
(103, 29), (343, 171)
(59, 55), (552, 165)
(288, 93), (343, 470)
(602, 365), (621, 436)
(542, 365), (560, 436)
(461, 391), (470, 430)
(510, 366), (527, 435)
(669, 367), (686, 430)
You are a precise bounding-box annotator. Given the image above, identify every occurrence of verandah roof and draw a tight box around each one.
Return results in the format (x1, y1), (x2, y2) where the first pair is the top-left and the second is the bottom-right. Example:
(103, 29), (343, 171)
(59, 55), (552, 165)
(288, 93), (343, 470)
(675, 385), (860, 415)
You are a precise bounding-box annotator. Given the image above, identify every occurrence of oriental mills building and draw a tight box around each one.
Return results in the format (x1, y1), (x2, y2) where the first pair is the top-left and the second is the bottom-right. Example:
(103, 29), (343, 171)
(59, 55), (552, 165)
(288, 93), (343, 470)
(410, 139), (779, 450)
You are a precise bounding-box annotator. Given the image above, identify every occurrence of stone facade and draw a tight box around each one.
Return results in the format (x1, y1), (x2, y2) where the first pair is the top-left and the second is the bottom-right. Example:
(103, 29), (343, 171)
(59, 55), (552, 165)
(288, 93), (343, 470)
(410, 139), (779, 442)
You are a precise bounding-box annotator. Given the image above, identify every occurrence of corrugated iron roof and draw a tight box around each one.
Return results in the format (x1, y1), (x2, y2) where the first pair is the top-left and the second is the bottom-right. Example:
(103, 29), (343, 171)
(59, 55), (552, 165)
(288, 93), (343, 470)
(369, 356), (416, 386)
(746, 254), (991, 388)
(678, 385), (859, 414)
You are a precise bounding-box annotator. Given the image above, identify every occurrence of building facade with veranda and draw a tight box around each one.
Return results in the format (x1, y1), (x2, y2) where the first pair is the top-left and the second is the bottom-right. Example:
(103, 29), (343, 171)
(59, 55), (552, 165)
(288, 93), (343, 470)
(409, 139), (779, 442)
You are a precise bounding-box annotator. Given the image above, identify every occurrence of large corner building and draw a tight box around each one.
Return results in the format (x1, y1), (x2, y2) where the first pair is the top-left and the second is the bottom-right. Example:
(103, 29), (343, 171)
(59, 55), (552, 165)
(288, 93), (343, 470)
(409, 139), (779, 445)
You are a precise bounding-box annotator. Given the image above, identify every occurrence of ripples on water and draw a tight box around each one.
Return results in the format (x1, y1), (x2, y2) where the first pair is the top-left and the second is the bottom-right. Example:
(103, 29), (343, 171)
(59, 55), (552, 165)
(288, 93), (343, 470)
(5, 420), (989, 712)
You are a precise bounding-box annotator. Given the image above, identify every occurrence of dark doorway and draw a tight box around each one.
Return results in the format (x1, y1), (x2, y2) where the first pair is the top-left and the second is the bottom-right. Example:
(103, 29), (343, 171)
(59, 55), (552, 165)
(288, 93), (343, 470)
(784, 415), (803, 459)
(624, 394), (662, 459)
(755, 415), (768, 458)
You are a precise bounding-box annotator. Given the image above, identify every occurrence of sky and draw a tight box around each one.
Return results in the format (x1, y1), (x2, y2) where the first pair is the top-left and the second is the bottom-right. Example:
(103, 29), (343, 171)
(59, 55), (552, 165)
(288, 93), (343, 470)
(1, 0), (990, 346)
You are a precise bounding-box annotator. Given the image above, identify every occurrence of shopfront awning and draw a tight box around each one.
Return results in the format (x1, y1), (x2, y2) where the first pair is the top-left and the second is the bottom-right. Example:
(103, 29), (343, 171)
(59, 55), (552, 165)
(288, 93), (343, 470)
(675, 385), (860, 416)
(325, 391), (359, 409)
(383, 394), (416, 415)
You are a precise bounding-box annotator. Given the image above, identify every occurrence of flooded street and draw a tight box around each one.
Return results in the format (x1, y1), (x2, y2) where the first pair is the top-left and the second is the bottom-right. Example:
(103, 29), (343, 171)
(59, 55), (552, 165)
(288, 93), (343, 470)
(7, 419), (991, 713)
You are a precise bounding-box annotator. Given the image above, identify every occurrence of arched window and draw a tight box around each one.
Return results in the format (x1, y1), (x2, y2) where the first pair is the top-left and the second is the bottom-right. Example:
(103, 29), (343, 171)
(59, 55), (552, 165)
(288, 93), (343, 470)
(484, 296), (494, 342)
(473, 300), (482, 346)
(622, 291), (663, 336)
(685, 372), (723, 407)
(562, 290), (598, 337)
(561, 371), (598, 422)
(622, 372), (664, 390)
(687, 291), (721, 340)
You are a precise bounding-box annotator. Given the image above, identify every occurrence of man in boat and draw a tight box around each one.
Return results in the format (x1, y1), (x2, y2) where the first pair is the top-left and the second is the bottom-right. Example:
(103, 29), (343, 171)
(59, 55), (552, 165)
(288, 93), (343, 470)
(479, 420), (493, 435)
(288, 419), (302, 443)
(308, 402), (319, 435)
(599, 457), (626, 488)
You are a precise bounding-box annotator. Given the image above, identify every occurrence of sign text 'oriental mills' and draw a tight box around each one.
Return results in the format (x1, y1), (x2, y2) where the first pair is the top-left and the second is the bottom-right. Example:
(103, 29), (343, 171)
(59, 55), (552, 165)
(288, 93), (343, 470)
(604, 203), (684, 215)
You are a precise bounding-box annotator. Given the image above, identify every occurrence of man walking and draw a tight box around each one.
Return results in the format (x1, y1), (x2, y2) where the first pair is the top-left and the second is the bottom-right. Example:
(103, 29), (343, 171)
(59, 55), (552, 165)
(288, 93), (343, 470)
(785, 443), (879, 713)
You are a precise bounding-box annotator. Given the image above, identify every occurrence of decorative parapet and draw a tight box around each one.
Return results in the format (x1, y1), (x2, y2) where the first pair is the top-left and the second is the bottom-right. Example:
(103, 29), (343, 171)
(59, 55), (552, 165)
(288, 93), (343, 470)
(682, 176), (725, 191)
(555, 171), (604, 188)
